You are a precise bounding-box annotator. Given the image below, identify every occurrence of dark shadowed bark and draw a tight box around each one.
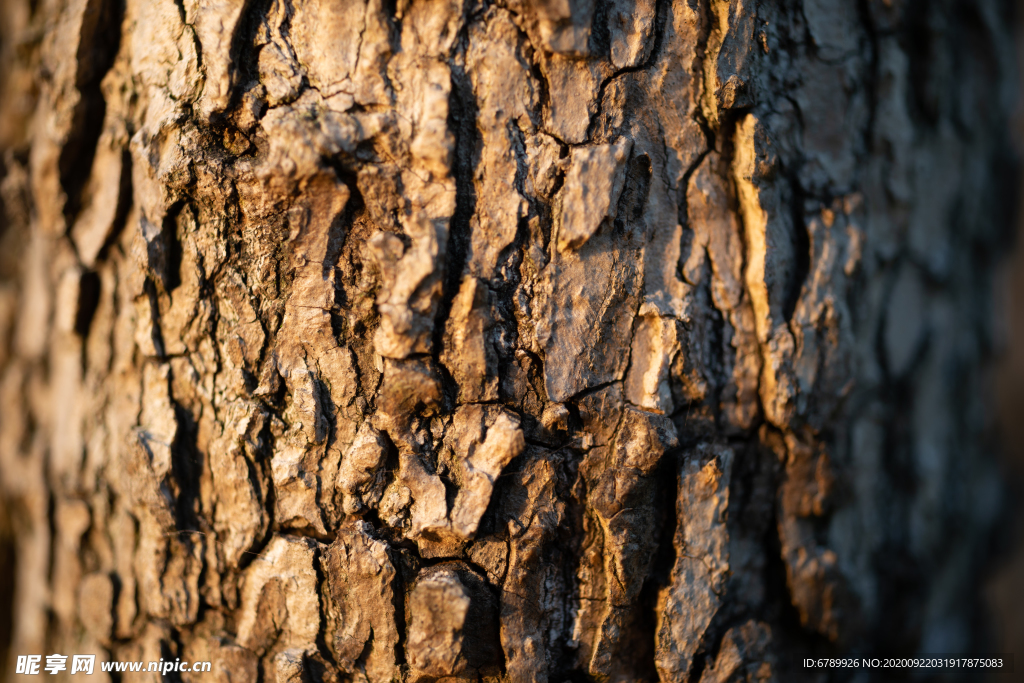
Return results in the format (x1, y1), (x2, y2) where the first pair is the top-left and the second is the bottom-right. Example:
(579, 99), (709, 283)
(0, 0), (1017, 681)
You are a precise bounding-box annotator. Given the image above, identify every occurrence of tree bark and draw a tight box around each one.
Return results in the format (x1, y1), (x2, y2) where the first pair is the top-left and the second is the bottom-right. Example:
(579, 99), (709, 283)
(0, 0), (1016, 681)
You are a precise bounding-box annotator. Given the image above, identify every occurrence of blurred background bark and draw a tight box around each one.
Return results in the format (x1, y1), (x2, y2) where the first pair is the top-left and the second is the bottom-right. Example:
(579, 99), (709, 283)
(0, 0), (1021, 681)
(985, 7), (1024, 671)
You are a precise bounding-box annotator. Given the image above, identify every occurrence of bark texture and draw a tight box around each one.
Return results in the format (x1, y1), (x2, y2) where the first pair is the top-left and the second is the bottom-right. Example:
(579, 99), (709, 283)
(0, 0), (1016, 681)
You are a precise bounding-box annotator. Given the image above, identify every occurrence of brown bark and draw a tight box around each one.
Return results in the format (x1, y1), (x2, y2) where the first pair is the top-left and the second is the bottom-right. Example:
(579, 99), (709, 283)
(0, 0), (1016, 681)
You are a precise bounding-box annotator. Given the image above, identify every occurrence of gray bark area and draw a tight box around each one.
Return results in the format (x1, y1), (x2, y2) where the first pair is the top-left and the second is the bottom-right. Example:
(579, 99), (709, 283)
(0, 0), (1016, 681)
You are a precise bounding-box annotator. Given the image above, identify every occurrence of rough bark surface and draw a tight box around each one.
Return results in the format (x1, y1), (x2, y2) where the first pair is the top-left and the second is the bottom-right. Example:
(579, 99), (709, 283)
(0, 0), (1015, 681)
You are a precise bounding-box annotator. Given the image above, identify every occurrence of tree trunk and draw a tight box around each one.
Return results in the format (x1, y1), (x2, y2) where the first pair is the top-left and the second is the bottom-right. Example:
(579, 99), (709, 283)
(0, 0), (1016, 681)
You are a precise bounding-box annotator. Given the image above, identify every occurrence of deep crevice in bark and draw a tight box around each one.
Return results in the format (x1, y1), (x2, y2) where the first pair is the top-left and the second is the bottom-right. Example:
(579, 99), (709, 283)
(434, 38), (480, 372)
(58, 0), (124, 227)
